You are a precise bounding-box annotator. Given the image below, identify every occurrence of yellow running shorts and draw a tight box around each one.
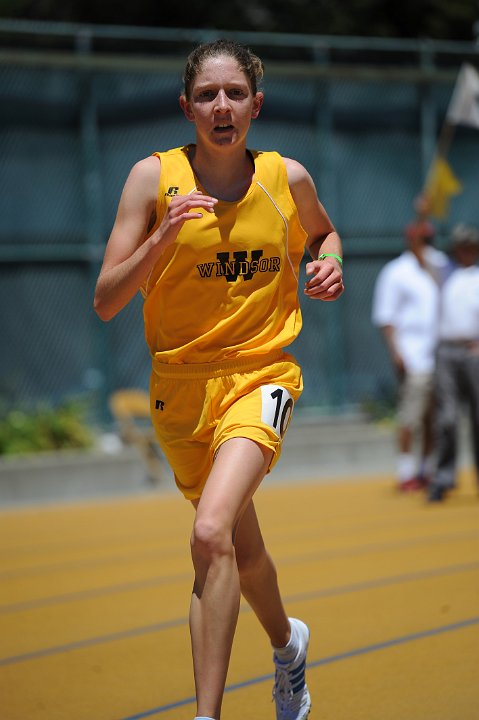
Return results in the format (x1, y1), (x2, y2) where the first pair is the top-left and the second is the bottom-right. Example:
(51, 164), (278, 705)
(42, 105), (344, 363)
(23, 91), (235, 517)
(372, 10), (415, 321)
(149, 350), (303, 499)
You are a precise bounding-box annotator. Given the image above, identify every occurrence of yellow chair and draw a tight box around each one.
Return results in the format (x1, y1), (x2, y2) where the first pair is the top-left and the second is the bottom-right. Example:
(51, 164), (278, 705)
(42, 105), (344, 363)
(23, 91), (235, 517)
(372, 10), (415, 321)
(109, 389), (167, 486)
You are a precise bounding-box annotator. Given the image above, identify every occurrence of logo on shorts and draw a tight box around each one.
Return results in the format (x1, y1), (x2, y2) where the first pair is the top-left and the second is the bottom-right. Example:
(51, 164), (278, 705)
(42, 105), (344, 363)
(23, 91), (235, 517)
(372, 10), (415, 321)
(196, 250), (281, 283)
(155, 400), (165, 411)
(165, 186), (179, 197)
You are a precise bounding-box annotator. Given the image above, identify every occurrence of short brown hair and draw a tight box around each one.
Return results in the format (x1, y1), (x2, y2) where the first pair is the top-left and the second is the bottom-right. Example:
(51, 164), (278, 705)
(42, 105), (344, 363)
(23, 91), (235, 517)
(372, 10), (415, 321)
(182, 39), (264, 100)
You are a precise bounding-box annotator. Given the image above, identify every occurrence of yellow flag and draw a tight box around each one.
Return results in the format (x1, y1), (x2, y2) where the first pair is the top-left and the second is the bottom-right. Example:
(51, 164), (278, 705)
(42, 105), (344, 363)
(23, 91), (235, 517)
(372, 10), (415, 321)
(425, 156), (463, 219)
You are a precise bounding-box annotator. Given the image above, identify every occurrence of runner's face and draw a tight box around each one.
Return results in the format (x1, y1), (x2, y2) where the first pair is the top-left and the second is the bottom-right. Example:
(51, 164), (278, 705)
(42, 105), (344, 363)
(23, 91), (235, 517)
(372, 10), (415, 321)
(181, 55), (263, 147)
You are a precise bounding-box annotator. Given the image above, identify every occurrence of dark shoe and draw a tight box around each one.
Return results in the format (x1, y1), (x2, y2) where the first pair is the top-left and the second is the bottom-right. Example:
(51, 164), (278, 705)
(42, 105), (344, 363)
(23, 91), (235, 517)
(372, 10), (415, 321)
(428, 484), (447, 503)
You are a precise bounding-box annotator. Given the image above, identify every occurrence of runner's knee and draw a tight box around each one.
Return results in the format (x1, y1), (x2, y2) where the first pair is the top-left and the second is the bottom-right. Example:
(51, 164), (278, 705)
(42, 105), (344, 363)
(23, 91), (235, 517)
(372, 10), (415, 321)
(191, 517), (234, 564)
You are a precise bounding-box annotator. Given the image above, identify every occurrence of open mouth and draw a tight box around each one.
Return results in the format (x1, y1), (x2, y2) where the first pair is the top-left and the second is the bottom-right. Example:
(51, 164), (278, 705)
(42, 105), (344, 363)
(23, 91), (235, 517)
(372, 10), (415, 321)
(214, 124), (234, 133)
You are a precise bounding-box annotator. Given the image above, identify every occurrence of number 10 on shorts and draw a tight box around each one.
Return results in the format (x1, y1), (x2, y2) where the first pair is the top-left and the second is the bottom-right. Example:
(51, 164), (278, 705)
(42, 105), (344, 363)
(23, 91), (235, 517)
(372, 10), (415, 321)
(261, 385), (294, 438)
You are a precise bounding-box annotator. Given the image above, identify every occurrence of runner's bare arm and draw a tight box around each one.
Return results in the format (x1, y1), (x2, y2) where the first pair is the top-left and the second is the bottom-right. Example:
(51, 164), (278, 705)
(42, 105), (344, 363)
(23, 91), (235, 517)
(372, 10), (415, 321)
(284, 157), (344, 301)
(94, 156), (217, 321)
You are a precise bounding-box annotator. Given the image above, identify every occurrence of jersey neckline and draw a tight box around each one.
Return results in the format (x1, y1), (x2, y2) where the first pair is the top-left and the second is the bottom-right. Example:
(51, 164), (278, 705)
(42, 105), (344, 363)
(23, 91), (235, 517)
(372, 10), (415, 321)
(183, 144), (259, 205)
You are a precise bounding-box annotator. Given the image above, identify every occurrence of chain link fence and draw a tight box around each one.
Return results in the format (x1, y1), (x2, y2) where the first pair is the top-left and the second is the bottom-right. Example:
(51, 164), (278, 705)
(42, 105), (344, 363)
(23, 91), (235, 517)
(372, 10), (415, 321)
(1, 21), (478, 424)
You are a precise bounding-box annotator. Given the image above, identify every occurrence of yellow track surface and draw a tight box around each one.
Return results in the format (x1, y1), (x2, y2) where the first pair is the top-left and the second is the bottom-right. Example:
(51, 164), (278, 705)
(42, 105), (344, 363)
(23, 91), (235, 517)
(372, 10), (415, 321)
(1, 469), (478, 719)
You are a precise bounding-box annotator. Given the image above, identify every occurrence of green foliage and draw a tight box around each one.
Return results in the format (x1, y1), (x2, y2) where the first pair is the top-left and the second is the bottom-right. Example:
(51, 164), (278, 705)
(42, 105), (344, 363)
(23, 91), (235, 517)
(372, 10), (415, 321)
(0, 403), (94, 457)
(0, 0), (477, 40)
(361, 394), (396, 423)
(0, 0), (479, 40)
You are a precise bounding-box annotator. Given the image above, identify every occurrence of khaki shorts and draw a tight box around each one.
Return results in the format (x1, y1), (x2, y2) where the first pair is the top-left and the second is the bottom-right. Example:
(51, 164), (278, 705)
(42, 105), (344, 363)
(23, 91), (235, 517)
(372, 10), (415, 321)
(150, 351), (303, 499)
(397, 372), (434, 429)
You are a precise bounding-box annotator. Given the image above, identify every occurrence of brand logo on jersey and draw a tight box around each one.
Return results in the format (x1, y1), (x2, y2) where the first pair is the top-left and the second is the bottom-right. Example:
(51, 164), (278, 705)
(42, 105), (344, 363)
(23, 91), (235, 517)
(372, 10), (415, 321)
(196, 250), (281, 283)
(165, 186), (179, 197)
(155, 400), (165, 411)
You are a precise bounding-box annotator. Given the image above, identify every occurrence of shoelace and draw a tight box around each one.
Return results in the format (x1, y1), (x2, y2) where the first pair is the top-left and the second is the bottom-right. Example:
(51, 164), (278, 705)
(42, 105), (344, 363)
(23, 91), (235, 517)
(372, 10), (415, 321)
(272, 665), (303, 713)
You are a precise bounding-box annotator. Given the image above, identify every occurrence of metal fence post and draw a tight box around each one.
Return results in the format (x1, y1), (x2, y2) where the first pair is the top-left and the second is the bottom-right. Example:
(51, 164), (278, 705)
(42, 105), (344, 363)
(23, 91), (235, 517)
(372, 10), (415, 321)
(313, 43), (346, 411)
(76, 29), (111, 424)
(419, 42), (438, 187)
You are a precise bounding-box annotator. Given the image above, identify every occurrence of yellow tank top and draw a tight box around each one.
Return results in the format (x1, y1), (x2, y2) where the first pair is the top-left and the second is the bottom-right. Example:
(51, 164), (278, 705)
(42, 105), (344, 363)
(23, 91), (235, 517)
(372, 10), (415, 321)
(141, 145), (307, 364)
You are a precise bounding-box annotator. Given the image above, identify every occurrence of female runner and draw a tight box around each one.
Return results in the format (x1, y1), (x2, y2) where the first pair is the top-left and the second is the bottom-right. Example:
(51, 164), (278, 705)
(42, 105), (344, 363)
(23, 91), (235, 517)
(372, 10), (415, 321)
(94, 39), (344, 720)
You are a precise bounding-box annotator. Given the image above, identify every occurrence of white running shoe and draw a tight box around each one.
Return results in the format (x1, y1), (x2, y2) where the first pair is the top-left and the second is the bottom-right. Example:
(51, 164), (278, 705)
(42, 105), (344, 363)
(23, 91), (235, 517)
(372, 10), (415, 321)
(272, 618), (311, 720)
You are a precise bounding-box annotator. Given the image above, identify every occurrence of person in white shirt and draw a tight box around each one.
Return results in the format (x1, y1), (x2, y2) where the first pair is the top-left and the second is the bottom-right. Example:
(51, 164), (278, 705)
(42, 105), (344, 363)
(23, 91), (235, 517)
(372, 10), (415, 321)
(428, 224), (479, 502)
(372, 220), (447, 491)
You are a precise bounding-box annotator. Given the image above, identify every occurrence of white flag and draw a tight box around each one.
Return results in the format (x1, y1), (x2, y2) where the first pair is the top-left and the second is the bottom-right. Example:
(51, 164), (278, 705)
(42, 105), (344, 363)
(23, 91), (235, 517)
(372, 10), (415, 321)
(446, 63), (479, 129)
